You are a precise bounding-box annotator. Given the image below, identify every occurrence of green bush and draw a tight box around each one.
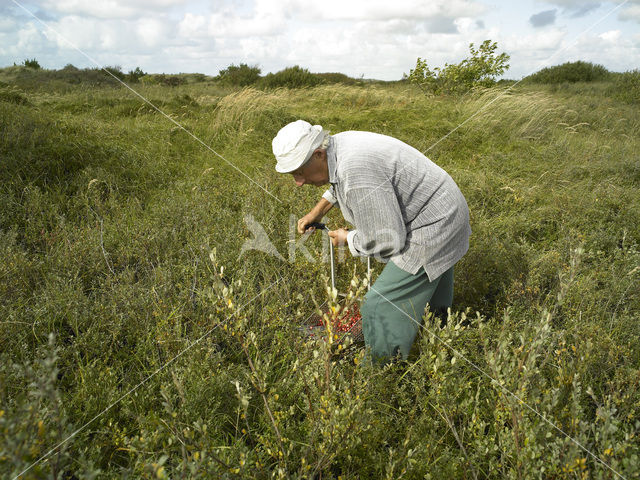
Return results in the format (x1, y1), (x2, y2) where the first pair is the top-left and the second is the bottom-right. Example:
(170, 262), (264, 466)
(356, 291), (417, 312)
(407, 40), (510, 95)
(0, 66), (125, 89)
(126, 66), (146, 83)
(146, 73), (186, 86)
(217, 63), (261, 86)
(50, 66), (122, 86)
(524, 61), (610, 84)
(23, 58), (41, 69)
(103, 65), (125, 81)
(315, 72), (360, 85)
(259, 65), (322, 89)
(607, 70), (640, 104)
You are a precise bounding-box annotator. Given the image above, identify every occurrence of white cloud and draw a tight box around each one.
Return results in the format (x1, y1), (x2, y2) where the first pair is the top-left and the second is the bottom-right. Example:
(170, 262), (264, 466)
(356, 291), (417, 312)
(0, 0), (492, 78)
(206, 9), (285, 38)
(599, 29), (621, 42)
(16, 23), (48, 52)
(237, 37), (283, 62)
(0, 22), (58, 61)
(568, 30), (639, 71)
(41, 0), (139, 19)
(504, 27), (567, 54)
(454, 17), (485, 34)
(540, 0), (640, 21)
(136, 18), (168, 48)
(619, 4), (640, 23)
(0, 17), (16, 32)
(361, 19), (418, 35)
(178, 13), (207, 38)
(503, 28), (639, 77)
(297, 0), (486, 21)
(536, 0), (601, 17)
(495, 27), (569, 77)
(39, 0), (187, 19)
(1, 0), (639, 81)
(38, 14), (175, 61)
(43, 15), (112, 51)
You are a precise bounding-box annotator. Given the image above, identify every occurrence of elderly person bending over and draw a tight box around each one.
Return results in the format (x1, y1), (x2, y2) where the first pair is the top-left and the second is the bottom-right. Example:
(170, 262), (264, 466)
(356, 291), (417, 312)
(273, 120), (471, 362)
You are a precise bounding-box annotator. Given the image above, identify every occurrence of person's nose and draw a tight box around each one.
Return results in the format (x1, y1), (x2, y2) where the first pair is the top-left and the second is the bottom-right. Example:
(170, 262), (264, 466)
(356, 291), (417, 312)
(293, 175), (305, 186)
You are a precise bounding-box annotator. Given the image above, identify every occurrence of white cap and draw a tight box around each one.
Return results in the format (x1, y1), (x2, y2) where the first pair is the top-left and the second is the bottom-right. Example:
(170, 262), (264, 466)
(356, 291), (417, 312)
(272, 120), (324, 173)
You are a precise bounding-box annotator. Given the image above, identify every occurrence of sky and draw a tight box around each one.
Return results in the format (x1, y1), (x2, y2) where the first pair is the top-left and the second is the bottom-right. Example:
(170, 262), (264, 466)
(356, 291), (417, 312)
(1, 0), (639, 81)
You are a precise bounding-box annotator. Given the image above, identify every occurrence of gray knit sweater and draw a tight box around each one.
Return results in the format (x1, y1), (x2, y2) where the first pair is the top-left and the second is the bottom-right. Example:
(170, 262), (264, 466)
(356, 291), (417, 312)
(322, 131), (471, 281)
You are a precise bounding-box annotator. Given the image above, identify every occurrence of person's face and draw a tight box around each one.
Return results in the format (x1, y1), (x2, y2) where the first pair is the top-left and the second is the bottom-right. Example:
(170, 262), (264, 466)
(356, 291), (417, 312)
(290, 150), (329, 187)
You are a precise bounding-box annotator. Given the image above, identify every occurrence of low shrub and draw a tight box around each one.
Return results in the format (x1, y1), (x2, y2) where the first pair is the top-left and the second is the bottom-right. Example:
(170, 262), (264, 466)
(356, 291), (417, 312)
(524, 61), (610, 84)
(0, 65), (125, 89)
(259, 65), (322, 89)
(607, 70), (640, 104)
(103, 65), (125, 81)
(142, 73), (186, 86)
(126, 66), (146, 83)
(23, 58), (41, 69)
(315, 72), (360, 85)
(217, 63), (261, 87)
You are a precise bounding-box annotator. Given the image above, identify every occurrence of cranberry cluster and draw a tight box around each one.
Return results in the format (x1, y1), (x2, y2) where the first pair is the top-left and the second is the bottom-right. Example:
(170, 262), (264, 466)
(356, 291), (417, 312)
(315, 304), (362, 334)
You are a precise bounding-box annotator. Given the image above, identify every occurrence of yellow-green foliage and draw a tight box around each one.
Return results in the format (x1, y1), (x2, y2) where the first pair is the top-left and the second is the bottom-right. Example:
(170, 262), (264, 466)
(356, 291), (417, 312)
(1, 70), (639, 479)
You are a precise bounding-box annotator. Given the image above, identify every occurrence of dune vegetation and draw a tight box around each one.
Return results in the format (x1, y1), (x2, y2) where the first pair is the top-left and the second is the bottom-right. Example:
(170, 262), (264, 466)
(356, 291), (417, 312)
(1, 65), (639, 478)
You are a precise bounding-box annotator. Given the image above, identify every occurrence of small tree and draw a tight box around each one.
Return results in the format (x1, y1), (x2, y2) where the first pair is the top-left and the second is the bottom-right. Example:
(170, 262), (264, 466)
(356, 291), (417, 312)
(23, 58), (41, 69)
(217, 63), (261, 86)
(408, 40), (510, 95)
(127, 67), (146, 82)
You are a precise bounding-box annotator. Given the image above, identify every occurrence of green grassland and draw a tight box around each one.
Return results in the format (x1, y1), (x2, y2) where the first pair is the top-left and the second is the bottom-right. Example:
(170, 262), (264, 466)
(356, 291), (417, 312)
(1, 67), (639, 478)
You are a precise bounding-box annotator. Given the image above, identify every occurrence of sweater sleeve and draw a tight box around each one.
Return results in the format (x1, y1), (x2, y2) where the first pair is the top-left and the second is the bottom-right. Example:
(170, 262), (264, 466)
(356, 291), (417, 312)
(345, 185), (406, 258)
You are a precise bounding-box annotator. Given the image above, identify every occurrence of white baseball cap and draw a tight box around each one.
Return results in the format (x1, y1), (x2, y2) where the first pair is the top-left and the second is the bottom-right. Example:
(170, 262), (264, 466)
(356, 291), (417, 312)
(272, 120), (325, 173)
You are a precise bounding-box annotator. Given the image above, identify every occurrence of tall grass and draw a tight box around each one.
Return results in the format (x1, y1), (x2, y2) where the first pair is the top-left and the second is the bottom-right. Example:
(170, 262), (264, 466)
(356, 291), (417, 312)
(1, 71), (639, 478)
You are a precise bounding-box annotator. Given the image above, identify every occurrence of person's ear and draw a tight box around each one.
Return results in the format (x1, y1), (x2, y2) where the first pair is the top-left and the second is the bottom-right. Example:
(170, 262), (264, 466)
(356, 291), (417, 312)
(312, 148), (324, 162)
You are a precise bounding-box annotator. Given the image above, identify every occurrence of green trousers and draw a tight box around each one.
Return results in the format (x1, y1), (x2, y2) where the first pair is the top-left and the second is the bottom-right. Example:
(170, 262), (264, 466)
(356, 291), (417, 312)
(360, 261), (454, 362)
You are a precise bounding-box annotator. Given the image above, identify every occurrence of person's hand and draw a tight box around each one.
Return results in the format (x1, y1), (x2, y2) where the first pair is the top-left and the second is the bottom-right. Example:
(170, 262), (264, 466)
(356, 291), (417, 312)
(297, 213), (322, 234)
(328, 228), (349, 247)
